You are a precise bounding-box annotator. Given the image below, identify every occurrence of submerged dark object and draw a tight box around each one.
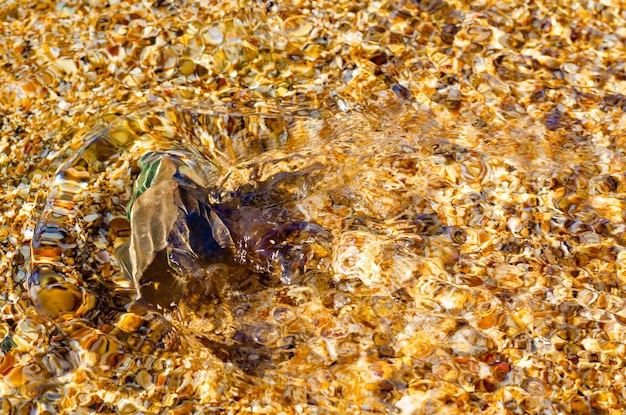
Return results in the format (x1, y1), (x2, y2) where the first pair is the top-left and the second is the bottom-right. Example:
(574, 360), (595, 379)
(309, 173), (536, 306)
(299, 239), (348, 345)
(118, 150), (332, 311)
(117, 150), (232, 309)
(27, 104), (334, 319)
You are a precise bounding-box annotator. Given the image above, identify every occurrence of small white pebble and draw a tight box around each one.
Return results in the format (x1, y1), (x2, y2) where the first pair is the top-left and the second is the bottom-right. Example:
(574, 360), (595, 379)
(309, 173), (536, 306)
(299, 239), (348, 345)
(83, 213), (101, 223)
(14, 270), (26, 283)
(58, 99), (71, 111)
(22, 227), (34, 240)
(95, 250), (110, 263)
(507, 216), (523, 233)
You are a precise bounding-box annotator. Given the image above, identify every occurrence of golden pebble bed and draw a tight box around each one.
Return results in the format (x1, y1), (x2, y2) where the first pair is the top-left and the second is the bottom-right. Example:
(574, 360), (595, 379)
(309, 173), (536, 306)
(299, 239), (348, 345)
(1, 0), (626, 413)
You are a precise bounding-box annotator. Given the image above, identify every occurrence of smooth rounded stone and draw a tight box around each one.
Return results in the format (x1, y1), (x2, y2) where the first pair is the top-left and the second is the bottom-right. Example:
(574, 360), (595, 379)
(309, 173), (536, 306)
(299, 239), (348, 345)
(28, 266), (93, 319)
(135, 369), (154, 389)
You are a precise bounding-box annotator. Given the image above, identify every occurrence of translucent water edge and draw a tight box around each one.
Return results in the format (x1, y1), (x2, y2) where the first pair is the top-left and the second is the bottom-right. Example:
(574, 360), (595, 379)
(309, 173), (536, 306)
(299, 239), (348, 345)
(28, 102), (349, 320)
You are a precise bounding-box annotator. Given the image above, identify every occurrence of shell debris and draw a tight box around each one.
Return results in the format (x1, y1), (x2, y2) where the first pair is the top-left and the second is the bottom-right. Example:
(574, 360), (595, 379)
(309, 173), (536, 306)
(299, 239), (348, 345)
(2, 0), (626, 413)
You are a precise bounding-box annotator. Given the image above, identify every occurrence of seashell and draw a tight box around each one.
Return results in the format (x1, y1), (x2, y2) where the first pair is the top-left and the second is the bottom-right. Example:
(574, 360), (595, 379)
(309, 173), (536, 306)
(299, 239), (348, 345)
(450, 227), (467, 244)
(506, 216), (524, 234)
(135, 369), (154, 389)
(201, 25), (224, 46)
(467, 26), (492, 42)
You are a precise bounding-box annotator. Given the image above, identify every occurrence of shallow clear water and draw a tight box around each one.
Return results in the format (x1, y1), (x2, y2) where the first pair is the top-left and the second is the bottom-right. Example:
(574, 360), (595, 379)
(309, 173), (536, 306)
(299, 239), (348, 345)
(28, 103), (343, 319)
(3, 1), (626, 413)
(18, 95), (626, 413)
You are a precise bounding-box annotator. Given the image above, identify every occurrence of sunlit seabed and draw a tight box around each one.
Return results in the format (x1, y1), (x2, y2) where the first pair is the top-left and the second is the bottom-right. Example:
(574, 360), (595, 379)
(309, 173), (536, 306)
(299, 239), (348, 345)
(3, 97), (626, 413)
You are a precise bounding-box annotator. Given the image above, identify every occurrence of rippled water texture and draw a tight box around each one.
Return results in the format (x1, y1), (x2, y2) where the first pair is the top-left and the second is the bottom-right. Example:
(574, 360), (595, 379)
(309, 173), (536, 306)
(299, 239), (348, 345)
(28, 104), (342, 319)
(17, 98), (626, 414)
(2, 0), (626, 414)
